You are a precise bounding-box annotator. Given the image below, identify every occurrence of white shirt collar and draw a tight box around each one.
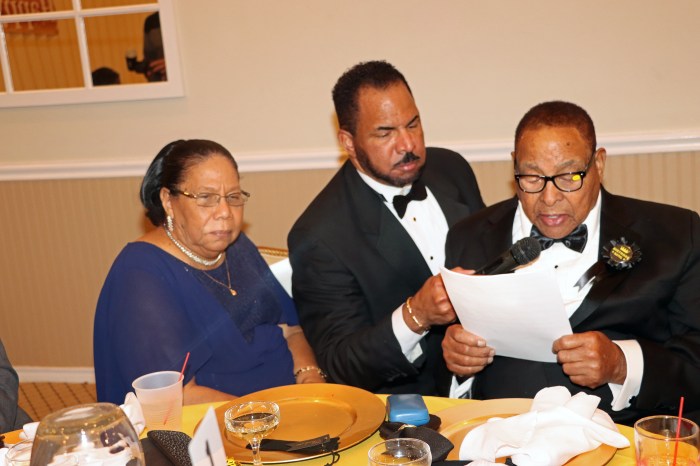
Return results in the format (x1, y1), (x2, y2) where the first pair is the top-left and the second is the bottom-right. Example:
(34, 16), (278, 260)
(513, 190), (602, 249)
(356, 168), (412, 201)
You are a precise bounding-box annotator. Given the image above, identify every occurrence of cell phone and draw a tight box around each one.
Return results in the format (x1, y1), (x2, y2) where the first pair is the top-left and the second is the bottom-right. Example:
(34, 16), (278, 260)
(386, 394), (430, 426)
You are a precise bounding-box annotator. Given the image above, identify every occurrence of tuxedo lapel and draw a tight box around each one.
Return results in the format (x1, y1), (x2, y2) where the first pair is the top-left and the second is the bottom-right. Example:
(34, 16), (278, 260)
(343, 164), (432, 291)
(423, 163), (476, 228)
(376, 211), (432, 290)
(431, 184), (471, 227)
(476, 198), (519, 266)
(569, 191), (643, 328)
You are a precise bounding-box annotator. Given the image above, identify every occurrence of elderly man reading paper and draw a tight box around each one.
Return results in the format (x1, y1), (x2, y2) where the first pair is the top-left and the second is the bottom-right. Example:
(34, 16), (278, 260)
(443, 100), (700, 426)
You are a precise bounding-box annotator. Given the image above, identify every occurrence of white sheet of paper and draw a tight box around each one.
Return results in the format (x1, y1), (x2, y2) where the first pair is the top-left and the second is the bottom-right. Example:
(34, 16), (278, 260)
(441, 267), (573, 362)
(189, 406), (228, 466)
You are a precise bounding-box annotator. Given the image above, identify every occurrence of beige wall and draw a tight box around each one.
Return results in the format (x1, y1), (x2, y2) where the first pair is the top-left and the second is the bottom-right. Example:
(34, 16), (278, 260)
(1, 0), (700, 372)
(2, 0), (700, 167)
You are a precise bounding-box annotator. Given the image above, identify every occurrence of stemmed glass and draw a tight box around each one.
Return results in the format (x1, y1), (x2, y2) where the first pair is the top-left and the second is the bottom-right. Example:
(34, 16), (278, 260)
(224, 401), (280, 466)
(5, 440), (34, 466)
(5, 440), (79, 466)
(368, 438), (432, 465)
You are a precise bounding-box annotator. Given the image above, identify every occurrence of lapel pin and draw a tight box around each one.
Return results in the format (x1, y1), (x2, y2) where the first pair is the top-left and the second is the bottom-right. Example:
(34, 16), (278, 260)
(603, 237), (642, 270)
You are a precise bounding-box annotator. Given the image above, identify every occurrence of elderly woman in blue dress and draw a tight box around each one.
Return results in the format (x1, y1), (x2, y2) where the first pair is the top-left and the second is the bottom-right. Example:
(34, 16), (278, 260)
(94, 139), (325, 404)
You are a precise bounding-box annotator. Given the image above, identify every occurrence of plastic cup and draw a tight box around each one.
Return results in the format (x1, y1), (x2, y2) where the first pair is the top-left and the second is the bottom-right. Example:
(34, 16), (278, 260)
(368, 438), (432, 465)
(635, 415), (700, 465)
(132, 370), (183, 431)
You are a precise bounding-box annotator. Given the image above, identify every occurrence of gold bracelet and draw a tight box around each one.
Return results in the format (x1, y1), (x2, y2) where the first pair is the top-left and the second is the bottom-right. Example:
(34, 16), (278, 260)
(294, 365), (327, 379)
(405, 296), (429, 332)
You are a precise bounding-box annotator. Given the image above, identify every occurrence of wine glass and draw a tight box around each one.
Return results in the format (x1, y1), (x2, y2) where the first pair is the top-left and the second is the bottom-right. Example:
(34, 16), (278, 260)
(224, 401), (280, 466)
(5, 440), (34, 466)
(368, 438), (432, 465)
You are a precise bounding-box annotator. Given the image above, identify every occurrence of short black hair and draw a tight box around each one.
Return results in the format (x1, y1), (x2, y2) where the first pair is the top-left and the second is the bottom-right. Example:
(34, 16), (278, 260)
(515, 100), (597, 154)
(140, 139), (238, 226)
(91, 67), (120, 86)
(332, 60), (411, 134)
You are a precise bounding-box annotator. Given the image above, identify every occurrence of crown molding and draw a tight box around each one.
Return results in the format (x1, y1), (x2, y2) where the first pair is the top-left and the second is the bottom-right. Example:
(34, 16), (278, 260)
(448, 131), (700, 162)
(0, 148), (342, 181)
(1, 131), (699, 181)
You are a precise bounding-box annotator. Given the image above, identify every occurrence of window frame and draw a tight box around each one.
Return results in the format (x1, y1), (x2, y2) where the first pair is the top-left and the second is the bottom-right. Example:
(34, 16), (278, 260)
(0, 0), (183, 108)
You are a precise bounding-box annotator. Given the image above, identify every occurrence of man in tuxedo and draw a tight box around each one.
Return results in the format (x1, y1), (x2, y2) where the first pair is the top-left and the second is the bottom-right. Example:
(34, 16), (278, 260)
(288, 61), (484, 395)
(443, 100), (700, 424)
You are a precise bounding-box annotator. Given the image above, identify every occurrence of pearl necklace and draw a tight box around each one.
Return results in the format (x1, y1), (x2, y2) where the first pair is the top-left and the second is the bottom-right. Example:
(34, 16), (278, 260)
(165, 228), (223, 267)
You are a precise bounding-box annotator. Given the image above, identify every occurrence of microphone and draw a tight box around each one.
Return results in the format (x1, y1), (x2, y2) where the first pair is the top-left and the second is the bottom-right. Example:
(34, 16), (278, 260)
(475, 237), (542, 275)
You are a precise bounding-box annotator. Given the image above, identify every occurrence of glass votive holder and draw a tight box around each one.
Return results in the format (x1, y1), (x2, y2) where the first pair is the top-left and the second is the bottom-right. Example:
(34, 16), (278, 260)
(29, 402), (144, 466)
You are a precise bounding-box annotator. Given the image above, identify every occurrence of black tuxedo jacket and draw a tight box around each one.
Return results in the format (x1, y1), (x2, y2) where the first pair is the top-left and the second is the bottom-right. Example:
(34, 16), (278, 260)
(445, 189), (700, 425)
(288, 148), (484, 395)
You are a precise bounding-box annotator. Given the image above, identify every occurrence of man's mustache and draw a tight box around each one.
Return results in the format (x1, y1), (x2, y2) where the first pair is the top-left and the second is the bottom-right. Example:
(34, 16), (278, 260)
(395, 152), (420, 167)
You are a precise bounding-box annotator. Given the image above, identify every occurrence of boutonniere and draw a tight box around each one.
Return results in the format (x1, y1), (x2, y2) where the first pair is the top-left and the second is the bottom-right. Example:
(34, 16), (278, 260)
(602, 237), (642, 270)
(574, 237), (641, 290)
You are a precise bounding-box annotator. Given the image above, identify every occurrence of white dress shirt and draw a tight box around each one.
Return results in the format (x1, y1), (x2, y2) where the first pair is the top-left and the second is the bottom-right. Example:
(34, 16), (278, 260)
(356, 171), (449, 362)
(452, 192), (642, 410)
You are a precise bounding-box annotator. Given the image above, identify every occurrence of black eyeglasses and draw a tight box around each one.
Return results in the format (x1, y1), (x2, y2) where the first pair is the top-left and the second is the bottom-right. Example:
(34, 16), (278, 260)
(514, 153), (596, 194)
(171, 189), (251, 207)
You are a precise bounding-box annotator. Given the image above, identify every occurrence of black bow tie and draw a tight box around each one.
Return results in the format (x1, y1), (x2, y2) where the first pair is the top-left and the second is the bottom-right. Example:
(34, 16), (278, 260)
(392, 180), (427, 218)
(530, 224), (588, 253)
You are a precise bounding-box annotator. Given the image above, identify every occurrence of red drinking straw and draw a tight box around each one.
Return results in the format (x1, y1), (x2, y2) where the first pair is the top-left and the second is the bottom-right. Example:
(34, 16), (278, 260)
(163, 352), (190, 425)
(178, 352), (191, 381)
(672, 396), (685, 466)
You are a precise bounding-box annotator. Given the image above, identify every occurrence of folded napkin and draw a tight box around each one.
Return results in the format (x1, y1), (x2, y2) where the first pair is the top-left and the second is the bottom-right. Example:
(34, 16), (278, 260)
(19, 392), (146, 441)
(146, 430), (193, 466)
(20, 420), (38, 440)
(459, 386), (630, 466)
(433, 462), (474, 466)
(380, 415), (454, 462)
(121, 392), (146, 435)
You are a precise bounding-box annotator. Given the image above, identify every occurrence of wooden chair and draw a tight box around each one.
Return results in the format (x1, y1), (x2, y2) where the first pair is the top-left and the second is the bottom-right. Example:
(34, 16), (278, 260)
(258, 246), (292, 296)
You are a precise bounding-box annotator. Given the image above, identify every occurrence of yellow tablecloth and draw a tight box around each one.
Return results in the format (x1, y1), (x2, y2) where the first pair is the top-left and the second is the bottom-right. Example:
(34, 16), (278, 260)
(1, 395), (635, 464)
(181, 396), (636, 465)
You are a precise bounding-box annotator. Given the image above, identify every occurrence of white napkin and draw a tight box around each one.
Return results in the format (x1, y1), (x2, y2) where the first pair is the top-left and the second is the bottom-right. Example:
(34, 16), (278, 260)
(18, 392), (145, 441)
(19, 420), (38, 440)
(459, 386), (630, 466)
(120, 392), (146, 435)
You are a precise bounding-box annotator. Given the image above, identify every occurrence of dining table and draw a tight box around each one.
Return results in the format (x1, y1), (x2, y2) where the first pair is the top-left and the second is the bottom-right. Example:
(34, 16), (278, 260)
(1, 394), (637, 465)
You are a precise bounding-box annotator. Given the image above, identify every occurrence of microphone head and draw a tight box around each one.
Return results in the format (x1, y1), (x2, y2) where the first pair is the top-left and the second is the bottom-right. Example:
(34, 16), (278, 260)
(511, 237), (542, 265)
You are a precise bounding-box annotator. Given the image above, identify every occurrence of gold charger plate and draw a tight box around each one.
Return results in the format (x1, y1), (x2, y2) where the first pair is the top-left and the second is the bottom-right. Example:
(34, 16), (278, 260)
(436, 399), (616, 465)
(212, 383), (385, 464)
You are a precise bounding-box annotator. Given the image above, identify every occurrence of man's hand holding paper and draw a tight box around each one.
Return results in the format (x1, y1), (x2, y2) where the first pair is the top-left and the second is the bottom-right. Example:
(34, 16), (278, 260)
(440, 267), (573, 365)
(553, 331), (628, 388)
